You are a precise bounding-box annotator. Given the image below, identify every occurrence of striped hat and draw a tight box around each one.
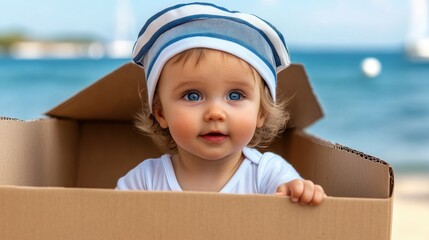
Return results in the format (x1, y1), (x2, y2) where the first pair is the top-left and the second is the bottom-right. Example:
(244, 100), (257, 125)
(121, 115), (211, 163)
(132, 2), (291, 111)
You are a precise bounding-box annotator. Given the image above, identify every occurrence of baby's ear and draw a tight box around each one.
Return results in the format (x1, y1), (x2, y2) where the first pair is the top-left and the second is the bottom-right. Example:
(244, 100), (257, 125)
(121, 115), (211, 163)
(153, 104), (168, 129)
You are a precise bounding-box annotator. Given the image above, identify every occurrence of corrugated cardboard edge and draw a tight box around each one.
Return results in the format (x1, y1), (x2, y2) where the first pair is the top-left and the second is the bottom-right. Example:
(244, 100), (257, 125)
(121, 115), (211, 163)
(334, 142), (395, 197)
(270, 129), (394, 199)
(286, 130), (394, 197)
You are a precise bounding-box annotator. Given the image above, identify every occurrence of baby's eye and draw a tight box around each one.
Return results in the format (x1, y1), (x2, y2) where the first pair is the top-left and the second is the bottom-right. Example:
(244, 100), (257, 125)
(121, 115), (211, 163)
(184, 91), (202, 101)
(227, 91), (243, 101)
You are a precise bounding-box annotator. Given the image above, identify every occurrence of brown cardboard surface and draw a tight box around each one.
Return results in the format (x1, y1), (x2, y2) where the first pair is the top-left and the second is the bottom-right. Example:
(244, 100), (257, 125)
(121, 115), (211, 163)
(0, 119), (78, 187)
(277, 65), (324, 129)
(0, 63), (394, 240)
(76, 121), (160, 188)
(0, 186), (392, 240)
(46, 63), (145, 121)
(71, 120), (393, 199)
(269, 130), (392, 198)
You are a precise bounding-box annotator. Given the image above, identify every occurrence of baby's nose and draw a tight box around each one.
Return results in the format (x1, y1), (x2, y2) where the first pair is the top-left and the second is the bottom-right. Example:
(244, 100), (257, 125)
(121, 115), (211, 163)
(204, 102), (226, 122)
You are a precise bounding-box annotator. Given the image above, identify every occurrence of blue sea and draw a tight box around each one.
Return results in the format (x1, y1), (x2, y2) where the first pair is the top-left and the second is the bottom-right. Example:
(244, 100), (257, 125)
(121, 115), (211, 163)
(1, 51), (428, 172)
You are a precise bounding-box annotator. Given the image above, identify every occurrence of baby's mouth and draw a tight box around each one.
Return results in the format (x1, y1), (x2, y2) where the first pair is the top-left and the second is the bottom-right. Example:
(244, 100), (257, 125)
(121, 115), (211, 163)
(200, 132), (228, 143)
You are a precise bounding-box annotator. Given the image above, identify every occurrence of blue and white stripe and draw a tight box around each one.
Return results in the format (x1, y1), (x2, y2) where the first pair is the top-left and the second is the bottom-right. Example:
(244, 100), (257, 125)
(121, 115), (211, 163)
(132, 2), (291, 110)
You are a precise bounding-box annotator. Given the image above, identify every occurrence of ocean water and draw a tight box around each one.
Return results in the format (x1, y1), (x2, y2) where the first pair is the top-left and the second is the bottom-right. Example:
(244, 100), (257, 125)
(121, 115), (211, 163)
(1, 51), (428, 171)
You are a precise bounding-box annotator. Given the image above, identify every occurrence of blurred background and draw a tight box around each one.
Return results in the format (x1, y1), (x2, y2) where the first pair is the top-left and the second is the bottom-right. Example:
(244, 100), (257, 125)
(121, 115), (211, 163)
(0, 1), (428, 238)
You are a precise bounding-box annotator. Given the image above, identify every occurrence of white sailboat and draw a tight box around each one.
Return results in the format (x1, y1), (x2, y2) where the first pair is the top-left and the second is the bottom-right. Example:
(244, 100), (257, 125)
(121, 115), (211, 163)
(406, 0), (429, 60)
(106, 0), (135, 59)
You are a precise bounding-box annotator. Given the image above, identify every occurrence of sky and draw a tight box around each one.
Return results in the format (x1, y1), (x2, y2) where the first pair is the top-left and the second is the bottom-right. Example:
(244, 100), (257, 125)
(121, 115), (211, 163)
(0, 0), (419, 51)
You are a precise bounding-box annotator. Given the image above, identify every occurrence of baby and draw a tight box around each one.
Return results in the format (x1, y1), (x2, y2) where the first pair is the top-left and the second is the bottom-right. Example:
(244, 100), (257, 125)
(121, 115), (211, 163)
(117, 2), (325, 205)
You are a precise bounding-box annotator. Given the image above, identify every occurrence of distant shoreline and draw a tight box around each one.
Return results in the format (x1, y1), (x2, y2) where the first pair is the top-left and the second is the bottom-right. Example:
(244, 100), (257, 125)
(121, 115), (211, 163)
(392, 163), (429, 174)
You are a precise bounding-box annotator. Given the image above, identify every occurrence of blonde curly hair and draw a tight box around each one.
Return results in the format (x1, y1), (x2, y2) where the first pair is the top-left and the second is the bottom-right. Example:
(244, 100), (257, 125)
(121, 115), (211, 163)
(135, 48), (289, 153)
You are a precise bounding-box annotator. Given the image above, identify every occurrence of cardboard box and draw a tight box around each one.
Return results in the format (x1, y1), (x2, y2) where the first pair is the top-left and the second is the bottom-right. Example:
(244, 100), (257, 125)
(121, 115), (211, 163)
(0, 63), (394, 240)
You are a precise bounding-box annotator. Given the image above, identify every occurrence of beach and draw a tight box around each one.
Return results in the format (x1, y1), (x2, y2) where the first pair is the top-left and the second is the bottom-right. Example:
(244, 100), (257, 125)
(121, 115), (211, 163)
(392, 173), (429, 240)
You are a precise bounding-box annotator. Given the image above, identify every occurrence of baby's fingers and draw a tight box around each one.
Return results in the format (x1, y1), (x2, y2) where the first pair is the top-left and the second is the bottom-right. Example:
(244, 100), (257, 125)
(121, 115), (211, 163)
(297, 180), (315, 204)
(310, 185), (326, 205)
(281, 180), (327, 206)
(275, 184), (288, 196)
(286, 180), (305, 203)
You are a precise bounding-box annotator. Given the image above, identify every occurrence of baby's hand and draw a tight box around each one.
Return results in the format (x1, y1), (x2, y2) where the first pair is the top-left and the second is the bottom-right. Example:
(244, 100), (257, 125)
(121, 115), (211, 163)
(276, 179), (326, 206)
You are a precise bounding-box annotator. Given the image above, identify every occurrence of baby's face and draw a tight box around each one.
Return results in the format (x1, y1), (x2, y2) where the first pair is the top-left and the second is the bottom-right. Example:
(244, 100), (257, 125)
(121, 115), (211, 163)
(153, 49), (265, 161)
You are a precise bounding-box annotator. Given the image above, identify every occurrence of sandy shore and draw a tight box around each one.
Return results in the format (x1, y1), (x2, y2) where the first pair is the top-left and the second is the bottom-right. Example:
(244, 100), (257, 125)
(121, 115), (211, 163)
(392, 173), (429, 240)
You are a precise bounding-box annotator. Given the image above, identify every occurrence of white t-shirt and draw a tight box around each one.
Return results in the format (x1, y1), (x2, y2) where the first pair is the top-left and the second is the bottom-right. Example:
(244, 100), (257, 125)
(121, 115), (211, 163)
(116, 147), (301, 194)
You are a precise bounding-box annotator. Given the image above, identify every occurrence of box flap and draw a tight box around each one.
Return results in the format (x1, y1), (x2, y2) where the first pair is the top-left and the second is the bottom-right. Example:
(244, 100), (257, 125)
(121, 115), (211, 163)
(0, 119), (79, 187)
(46, 63), (323, 129)
(278, 64), (324, 129)
(0, 187), (392, 240)
(269, 130), (393, 198)
(46, 63), (145, 121)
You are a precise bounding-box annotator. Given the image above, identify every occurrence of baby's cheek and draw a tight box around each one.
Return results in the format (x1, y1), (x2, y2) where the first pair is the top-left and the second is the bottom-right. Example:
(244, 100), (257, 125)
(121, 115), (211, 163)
(230, 118), (258, 143)
(168, 115), (198, 140)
